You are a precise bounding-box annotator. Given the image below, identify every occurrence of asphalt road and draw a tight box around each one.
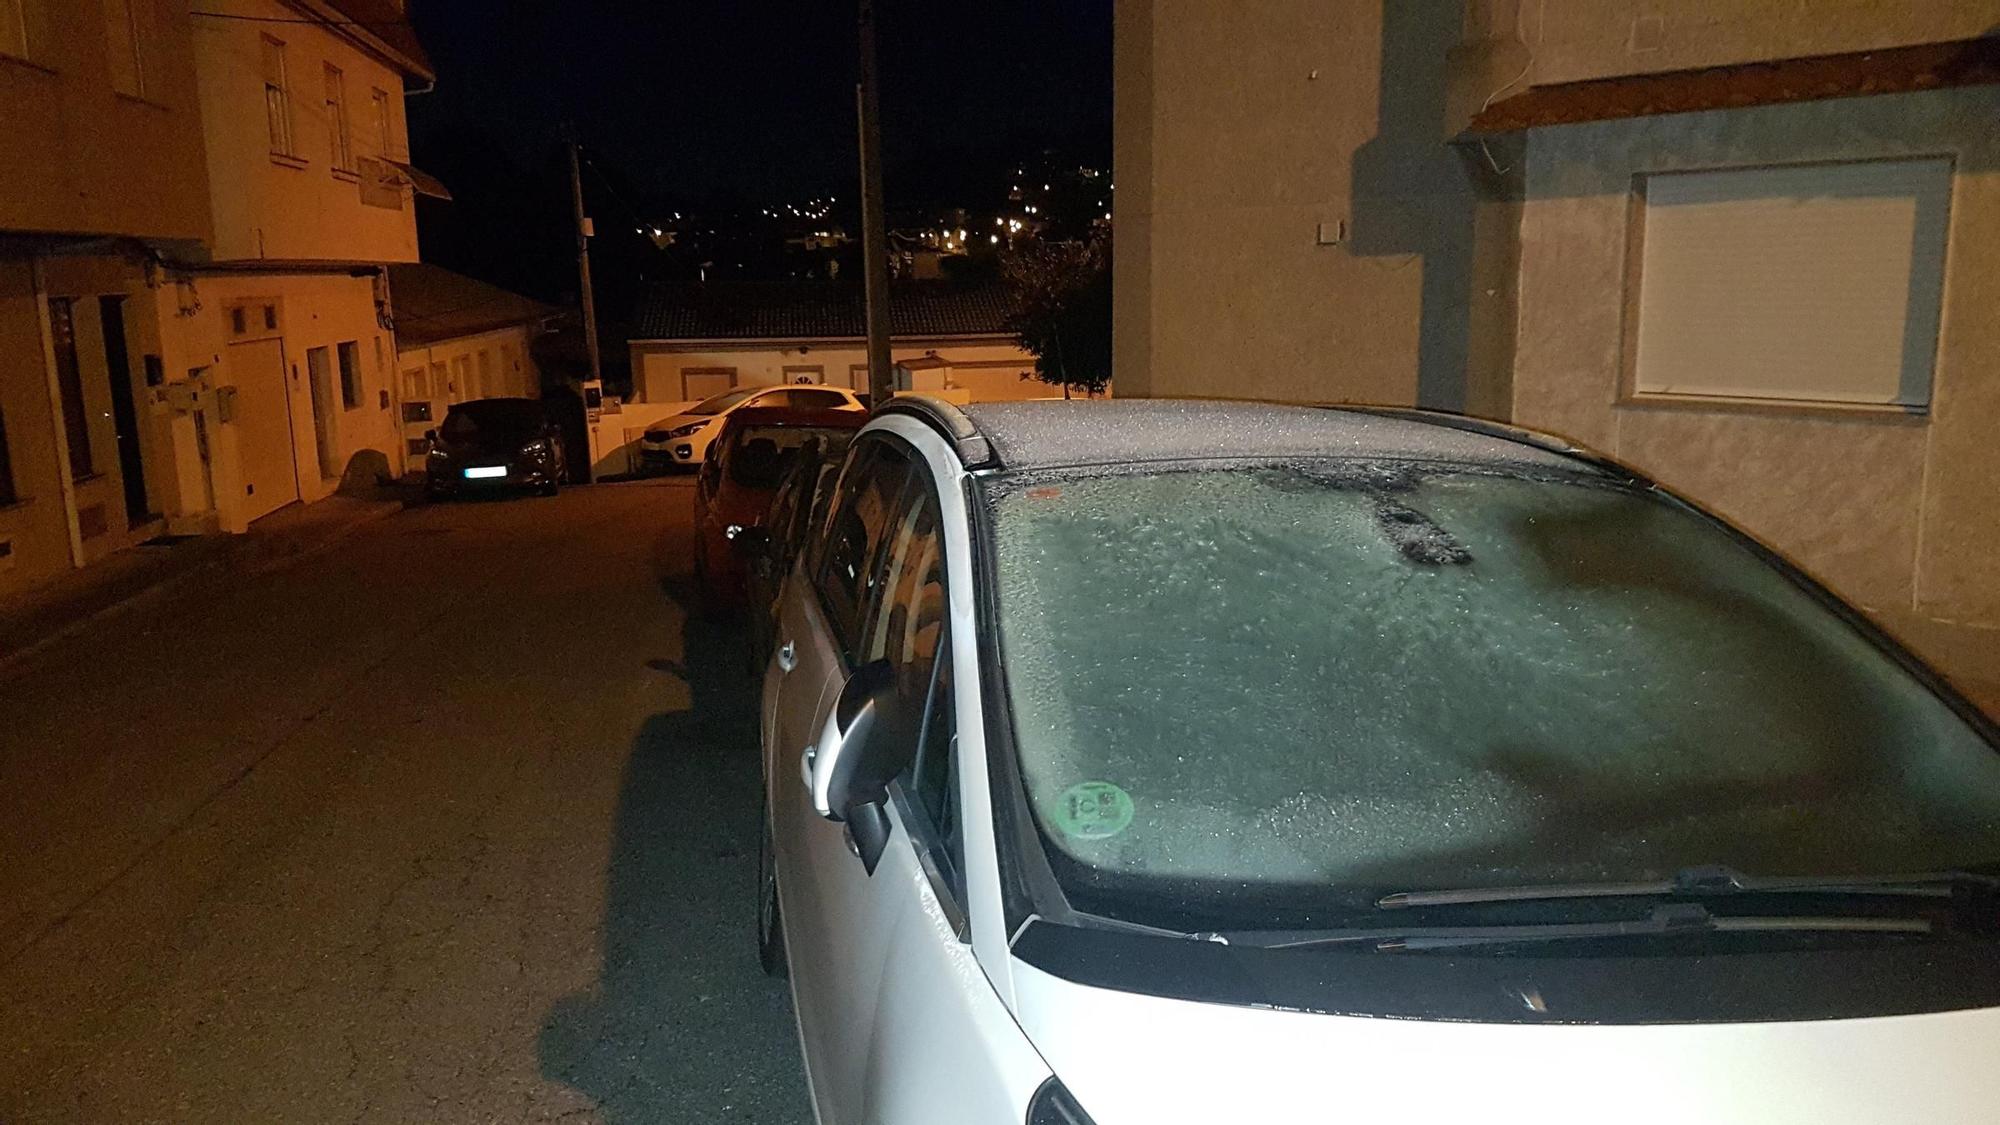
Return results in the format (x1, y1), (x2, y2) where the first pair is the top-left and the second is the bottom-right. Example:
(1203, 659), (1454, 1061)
(0, 479), (813, 1124)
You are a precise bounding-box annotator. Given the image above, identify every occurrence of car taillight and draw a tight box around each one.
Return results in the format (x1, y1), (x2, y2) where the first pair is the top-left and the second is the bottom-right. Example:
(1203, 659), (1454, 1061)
(1026, 1077), (1097, 1125)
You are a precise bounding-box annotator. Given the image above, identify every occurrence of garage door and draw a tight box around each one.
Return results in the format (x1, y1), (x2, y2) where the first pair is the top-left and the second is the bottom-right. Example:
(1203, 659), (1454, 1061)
(227, 338), (300, 522)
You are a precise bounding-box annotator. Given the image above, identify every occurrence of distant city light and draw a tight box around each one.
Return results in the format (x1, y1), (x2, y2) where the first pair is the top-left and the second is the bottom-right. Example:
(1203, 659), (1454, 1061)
(990, 235), (999, 244)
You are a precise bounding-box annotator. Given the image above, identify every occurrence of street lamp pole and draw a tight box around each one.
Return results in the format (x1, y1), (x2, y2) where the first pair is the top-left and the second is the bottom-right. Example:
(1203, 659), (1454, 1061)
(856, 0), (894, 409)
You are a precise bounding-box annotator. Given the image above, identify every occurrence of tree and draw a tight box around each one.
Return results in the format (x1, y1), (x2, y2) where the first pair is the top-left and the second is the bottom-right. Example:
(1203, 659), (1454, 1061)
(1001, 233), (1112, 398)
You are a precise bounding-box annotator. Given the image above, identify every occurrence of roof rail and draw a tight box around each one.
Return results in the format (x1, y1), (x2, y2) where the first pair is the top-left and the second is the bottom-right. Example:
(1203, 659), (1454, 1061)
(1334, 405), (1652, 486)
(876, 394), (996, 468)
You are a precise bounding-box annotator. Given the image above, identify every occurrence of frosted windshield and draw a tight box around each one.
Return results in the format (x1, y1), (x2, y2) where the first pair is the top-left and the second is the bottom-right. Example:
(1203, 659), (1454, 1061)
(984, 464), (2000, 910)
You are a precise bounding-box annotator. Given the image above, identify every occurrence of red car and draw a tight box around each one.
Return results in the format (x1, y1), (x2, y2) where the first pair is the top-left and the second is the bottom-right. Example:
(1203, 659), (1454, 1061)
(692, 406), (867, 609)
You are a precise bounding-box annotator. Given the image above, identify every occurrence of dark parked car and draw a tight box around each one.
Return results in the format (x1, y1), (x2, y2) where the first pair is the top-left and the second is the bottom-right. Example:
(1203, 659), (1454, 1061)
(692, 407), (865, 611)
(424, 398), (567, 499)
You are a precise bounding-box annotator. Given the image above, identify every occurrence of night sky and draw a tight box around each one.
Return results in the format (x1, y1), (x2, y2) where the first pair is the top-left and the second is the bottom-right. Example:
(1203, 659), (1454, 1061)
(406, 0), (1113, 208)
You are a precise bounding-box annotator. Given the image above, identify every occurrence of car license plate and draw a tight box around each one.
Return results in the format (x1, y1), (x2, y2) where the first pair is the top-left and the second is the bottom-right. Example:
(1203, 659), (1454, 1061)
(463, 466), (507, 479)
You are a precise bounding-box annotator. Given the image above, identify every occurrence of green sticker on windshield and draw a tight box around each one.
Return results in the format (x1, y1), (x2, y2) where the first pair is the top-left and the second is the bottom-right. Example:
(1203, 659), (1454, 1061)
(1054, 781), (1134, 840)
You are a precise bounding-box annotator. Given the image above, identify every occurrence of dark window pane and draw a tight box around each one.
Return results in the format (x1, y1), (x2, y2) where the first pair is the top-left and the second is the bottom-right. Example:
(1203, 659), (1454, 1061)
(47, 298), (94, 479)
(337, 341), (362, 409)
(231, 306), (247, 335)
(815, 442), (911, 657)
(0, 404), (17, 506)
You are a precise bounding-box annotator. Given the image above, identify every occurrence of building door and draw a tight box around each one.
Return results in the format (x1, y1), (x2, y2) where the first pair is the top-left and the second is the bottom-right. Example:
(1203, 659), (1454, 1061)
(97, 296), (152, 528)
(304, 345), (338, 481)
(227, 338), (300, 522)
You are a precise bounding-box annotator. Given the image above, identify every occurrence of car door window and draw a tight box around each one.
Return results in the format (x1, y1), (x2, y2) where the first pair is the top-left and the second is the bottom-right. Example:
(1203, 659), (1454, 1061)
(792, 388), (848, 410)
(859, 475), (964, 910)
(814, 440), (913, 658)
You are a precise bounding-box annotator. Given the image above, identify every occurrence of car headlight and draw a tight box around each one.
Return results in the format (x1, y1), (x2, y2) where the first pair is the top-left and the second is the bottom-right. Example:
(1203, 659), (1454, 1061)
(1026, 1078), (1096, 1125)
(667, 422), (705, 439)
(426, 444), (449, 460)
(519, 438), (550, 456)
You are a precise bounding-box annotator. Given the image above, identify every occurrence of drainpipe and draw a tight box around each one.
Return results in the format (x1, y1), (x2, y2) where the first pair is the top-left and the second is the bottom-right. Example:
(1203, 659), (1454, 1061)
(30, 258), (88, 569)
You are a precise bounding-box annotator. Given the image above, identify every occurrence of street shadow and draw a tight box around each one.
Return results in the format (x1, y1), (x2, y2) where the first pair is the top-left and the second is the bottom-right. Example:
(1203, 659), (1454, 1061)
(537, 528), (810, 1122)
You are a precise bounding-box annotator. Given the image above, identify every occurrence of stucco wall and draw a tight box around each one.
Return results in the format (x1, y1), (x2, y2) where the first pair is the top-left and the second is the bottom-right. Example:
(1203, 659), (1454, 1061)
(630, 339), (1041, 405)
(191, 0), (417, 264)
(0, 259), (72, 596)
(1512, 85), (2000, 689)
(1520, 0), (2000, 86)
(0, 0), (210, 245)
(153, 270), (401, 531)
(1112, 0), (1512, 411)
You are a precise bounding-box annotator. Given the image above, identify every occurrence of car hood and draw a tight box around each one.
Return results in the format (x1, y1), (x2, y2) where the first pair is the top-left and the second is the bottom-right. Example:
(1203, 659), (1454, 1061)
(1009, 958), (2000, 1123)
(647, 412), (711, 434)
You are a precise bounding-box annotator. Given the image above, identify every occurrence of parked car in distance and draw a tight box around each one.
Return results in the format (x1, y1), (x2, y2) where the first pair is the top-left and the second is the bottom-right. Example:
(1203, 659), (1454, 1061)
(424, 397), (566, 499)
(759, 395), (2000, 1125)
(640, 383), (863, 471)
(693, 407), (866, 611)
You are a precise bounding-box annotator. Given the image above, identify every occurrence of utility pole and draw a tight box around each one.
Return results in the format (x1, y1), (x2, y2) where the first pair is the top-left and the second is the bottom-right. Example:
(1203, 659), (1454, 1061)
(856, 0), (893, 408)
(566, 127), (603, 387)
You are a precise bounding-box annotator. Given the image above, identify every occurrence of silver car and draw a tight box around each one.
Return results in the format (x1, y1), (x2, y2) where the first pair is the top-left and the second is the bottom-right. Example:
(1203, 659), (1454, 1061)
(757, 396), (2000, 1125)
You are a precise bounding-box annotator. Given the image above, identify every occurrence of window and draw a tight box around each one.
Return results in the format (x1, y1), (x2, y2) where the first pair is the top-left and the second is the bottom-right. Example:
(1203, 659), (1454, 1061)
(1, 0), (29, 61)
(261, 35), (294, 156)
(337, 341), (362, 409)
(323, 63), (352, 171)
(46, 298), (95, 480)
(782, 364), (825, 386)
(862, 479), (961, 906)
(984, 463), (2000, 922)
(103, 0), (146, 97)
(789, 388), (850, 410)
(225, 299), (281, 341)
(371, 87), (393, 157)
(907, 625), (963, 902)
(476, 349), (495, 398)
(1629, 158), (1952, 407)
(814, 441), (914, 657)
(0, 403), (17, 506)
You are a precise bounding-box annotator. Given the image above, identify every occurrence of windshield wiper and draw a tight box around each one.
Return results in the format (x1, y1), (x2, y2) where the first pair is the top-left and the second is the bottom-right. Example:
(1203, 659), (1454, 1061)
(1376, 866), (2000, 910)
(1223, 904), (1931, 952)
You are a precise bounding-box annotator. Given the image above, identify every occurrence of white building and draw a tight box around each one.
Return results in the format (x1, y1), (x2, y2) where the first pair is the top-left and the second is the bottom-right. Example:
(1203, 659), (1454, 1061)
(387, 263), (560, 461)
(145, 0), (443, 532)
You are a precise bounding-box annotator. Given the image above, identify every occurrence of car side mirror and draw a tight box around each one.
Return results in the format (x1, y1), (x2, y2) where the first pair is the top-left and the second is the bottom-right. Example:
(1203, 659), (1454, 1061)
(806, 659), (913, 874)
(424, 428), (439, 443)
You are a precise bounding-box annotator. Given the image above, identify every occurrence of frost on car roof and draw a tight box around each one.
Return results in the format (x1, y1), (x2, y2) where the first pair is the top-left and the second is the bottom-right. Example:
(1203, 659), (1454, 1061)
(959, 399), (1589, 474)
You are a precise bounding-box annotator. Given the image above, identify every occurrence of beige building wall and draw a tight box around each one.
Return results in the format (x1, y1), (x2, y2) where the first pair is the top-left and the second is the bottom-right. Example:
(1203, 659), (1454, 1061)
(631, 339), (1043, 405)
(0, 0), (211, 244)
(147, 271), (402, 532)
(1510, 85), (2000, 697)
(1112, 0), (1508, 412)
(190, 0), (418, 264)
(0, 260), (73, 595)
(1518, 0), (2000, 86)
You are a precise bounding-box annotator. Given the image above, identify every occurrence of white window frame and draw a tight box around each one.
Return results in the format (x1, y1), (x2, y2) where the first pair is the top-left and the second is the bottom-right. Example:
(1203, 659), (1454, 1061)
(104, 0), (145, 97)
(371, 86), (394, 158)
(324, 62), (353, 172)
(1624, 156), (1953, 411)
(1, 0), (30, 62)
(262, 34), (295, 158)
